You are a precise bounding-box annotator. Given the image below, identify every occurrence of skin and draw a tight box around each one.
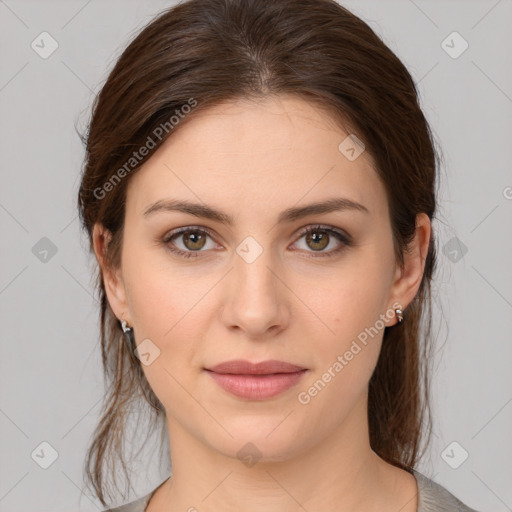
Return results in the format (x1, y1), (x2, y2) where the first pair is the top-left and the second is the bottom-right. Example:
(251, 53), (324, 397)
(93, 94), (430, 512)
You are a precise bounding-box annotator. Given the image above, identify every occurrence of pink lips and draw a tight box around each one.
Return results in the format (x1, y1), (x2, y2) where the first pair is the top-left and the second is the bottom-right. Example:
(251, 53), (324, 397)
(204, 359), (308, 400)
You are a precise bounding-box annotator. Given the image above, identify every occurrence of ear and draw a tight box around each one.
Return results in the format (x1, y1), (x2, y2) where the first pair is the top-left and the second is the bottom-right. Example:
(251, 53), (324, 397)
(92, 223), (130, 324)
(387, 213), (431, 325)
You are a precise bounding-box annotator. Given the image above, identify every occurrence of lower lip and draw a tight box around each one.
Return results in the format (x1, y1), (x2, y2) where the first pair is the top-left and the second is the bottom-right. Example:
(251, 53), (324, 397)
(205, 370), (307, 400)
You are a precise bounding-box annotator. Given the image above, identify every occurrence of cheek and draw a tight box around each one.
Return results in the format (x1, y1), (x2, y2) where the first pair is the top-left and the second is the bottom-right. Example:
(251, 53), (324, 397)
(301, 253), (390, 389)
(311, 260), (390, 338)
(127, 261), (204, 412)
(124, 248), (205, 338)
(298, 291), (384, 420)
(123, 248), (209, 374)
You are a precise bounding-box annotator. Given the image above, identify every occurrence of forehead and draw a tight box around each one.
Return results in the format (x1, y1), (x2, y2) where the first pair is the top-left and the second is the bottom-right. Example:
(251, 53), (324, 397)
(126, 95), (388, 221)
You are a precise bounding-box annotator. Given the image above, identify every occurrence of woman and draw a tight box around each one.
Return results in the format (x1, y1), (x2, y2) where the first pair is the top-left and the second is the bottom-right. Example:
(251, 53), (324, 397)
(77, 0), (481, 511)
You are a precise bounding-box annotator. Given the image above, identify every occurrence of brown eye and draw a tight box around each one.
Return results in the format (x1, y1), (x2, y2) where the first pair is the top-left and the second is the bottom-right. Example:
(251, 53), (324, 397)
(163, 224), (351, 260)
(305, 230), (330, 251)
(292, 225), (352, 258)
(181, 230), (207, 251)
(163, 227), (217, 259)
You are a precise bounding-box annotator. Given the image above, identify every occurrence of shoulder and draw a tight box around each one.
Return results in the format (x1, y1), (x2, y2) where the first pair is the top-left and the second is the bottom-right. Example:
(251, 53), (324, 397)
(105, 471), (483, 512)
(103, 489), (154, 512)
(103, 477), (170, 512)
(412, 469), (482, 512)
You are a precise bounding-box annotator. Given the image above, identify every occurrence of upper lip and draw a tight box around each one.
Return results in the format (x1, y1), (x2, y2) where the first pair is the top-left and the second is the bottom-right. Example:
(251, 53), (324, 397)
(205, 359), (307, 375)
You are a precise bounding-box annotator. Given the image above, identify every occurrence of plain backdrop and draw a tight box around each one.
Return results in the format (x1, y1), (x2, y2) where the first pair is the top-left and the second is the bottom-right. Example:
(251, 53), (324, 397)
(0, 1), (511, 511)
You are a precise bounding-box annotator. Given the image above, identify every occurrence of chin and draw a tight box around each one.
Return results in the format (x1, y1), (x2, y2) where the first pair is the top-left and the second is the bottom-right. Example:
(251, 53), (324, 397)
(205, 422), (308, 464)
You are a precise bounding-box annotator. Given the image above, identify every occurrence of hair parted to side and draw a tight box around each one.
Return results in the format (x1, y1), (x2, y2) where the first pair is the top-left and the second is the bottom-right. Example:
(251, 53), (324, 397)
(77, 0), (440, 506)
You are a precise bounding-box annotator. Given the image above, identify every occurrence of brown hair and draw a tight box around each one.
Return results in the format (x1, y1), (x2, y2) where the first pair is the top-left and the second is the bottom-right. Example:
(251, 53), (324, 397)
(78, 0), (440, 506)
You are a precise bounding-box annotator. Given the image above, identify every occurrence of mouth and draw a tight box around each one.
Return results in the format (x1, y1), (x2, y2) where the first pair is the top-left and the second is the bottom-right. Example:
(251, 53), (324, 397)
(204, 359), (307, 375)
(204, 359), (308, 400)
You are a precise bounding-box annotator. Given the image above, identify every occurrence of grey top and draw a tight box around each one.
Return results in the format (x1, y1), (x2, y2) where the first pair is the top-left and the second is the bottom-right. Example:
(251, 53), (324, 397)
(106, 469), (481, 512)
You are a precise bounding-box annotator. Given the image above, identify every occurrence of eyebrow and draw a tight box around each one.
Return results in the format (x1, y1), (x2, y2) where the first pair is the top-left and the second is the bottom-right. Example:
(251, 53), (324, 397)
(143, 197), (369, 225)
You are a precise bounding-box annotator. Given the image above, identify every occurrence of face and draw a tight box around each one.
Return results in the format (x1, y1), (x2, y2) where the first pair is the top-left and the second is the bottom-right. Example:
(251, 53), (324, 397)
(95, 94), (428, 463)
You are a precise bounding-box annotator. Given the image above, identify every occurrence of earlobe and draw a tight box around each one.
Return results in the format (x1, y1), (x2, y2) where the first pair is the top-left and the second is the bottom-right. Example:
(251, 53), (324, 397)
(92, 223), (129, 322)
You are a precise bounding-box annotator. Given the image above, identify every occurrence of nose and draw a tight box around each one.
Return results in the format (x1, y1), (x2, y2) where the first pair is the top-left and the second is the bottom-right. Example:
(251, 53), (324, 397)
(219, 244), (290, 339)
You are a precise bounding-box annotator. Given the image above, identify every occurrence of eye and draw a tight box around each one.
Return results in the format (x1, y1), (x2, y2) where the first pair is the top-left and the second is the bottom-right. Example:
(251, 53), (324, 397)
(162, 227), (218, 259)
(162, 224), (352, 259)
(291, 225), (352, 257)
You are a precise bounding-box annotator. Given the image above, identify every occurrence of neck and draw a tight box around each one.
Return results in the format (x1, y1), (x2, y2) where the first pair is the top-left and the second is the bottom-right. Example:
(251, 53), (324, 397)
(147, 394), (417, 512)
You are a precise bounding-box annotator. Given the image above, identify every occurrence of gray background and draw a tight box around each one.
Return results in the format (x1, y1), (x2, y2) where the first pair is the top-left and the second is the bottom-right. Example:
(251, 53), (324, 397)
(1, 0), (511, 511)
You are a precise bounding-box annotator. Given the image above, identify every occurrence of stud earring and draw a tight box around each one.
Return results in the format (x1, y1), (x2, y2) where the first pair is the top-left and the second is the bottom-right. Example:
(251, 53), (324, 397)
(121, 319), (132, 333)
(395, 308), (403, 324)
(120, 319), (134, 345)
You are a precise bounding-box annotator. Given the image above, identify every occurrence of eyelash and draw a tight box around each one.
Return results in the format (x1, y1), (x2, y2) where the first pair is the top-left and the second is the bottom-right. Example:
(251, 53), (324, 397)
(161, 225), (352, 260)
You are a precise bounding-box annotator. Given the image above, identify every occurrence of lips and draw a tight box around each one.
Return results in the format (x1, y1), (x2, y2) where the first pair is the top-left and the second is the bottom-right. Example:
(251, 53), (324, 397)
(205, 359), (306, 375)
